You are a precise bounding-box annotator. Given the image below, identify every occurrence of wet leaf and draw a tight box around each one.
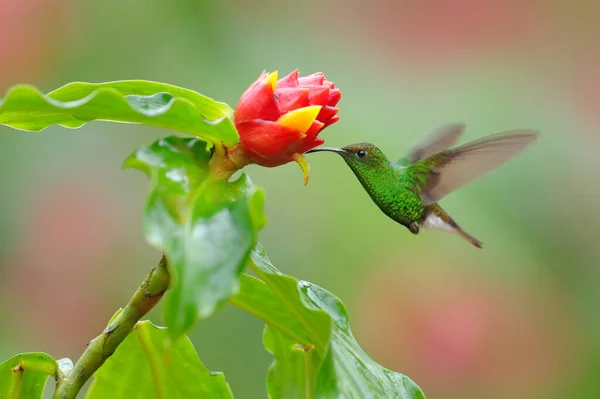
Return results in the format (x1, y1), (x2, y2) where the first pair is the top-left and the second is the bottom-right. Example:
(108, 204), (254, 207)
(125, 136), (265, 337)
(0, 81), (237, 146)
(231, 245), (426, 399)
(86, 321), (231, 399)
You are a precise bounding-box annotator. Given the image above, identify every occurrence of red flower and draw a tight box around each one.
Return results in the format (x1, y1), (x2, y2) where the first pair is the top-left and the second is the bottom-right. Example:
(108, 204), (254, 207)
(233, 70), (341, 183)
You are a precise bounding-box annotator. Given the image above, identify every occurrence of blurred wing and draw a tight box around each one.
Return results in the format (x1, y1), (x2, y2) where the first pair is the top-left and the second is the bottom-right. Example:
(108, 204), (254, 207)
(397, 123), (466, 166)
(417, 130), (540, 205)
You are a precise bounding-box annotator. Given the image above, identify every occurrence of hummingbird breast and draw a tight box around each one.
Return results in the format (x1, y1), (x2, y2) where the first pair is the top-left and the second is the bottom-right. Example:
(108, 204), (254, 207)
(352, 166), (425, 227)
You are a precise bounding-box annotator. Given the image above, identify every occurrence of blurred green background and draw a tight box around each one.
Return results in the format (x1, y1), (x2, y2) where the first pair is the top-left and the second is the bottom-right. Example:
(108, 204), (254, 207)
(1, 0), (599, 398)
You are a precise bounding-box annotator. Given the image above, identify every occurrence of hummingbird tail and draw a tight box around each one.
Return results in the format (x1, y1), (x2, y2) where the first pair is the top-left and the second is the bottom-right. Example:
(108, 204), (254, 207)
(453, 224), (484, 249)
(421, 204), (484, 248)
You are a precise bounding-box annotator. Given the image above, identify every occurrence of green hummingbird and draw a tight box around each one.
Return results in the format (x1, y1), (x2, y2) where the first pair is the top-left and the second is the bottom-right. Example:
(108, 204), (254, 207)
(307, 123), (539, 248)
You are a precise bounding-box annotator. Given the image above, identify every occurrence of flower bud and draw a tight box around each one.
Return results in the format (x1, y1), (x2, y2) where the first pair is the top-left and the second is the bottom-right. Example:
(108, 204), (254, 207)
(233, 70), (341, 183)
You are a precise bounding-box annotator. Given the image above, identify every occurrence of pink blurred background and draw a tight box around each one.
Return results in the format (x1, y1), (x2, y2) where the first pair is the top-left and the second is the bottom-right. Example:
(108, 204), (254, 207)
(1, 0), (599, 398)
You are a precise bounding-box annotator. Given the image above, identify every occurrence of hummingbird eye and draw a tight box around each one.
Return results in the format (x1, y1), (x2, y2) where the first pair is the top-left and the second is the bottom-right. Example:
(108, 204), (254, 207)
(357, 150), (367, 158)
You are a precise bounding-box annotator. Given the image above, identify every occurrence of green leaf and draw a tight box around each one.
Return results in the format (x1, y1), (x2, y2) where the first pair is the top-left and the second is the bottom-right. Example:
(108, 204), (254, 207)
(262, 326), (322, 399)
(125, 136), (266, 337)
(86, 320), (232, 399)
(0, 352), (58, 399)
(231, 245), (426, 399)
(0, 80), (238, 146)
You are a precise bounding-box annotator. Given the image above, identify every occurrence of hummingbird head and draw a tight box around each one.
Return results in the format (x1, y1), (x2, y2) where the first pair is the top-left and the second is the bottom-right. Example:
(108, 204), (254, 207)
(306, 142), (389, 170)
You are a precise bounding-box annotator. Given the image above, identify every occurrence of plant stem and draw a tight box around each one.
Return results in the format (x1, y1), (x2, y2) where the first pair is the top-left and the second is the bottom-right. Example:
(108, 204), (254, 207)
(52, 256), (170, 399)
(209, 143), (250, 180)
(304, 349), (312, 399)
(8, 361), (23, 399)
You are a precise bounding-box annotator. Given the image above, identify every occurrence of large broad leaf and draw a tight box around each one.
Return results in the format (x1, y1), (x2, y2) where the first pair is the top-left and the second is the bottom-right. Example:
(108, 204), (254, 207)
(0, 353), (57, 399)
(0, 80), (238, 146)
(125, 136), (266, 337)
(231, 246), (426, 399)
(86, 320), (232, 399)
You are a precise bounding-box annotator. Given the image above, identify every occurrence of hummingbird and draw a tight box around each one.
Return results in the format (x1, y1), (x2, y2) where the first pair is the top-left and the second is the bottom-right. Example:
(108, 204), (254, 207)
(306, 123), (539, 248)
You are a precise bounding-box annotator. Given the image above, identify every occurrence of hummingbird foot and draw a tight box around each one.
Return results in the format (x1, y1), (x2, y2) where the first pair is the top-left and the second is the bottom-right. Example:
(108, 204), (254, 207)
(408, 222), (420, 235)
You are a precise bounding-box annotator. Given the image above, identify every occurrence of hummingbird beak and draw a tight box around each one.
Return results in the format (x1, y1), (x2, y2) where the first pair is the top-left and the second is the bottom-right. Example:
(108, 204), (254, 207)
(305, 147), (347, 154)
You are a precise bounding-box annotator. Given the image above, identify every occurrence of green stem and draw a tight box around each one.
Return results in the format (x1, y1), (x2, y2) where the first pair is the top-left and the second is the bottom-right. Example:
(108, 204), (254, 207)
(7, 361), (23, 399)
(208, 142), (250, 180)
(304, 349), (312, 399)
(52, 256), (171, 399)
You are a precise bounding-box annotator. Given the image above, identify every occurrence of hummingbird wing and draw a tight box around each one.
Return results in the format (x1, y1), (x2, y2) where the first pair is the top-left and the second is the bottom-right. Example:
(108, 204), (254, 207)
(396, 123), (466, 166)
(412, 130), (540, 205)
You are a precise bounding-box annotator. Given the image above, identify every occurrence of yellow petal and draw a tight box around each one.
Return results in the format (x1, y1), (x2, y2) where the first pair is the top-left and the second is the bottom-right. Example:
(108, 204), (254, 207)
(277, 105), (322, 134)
(265, 71), (279, 91)
(293, 153), (310, 185)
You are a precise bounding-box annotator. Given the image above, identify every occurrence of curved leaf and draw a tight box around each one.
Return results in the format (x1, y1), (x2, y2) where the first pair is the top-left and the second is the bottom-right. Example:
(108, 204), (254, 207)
(125, 136), (266, 337)
(0, 352), (58, 399)
(232, 274), (330, 354)
(231, 246), (426, 399)
(86, 320), (232, 399)
(304, 282), (425, 399)
(0, 80), (238, 146)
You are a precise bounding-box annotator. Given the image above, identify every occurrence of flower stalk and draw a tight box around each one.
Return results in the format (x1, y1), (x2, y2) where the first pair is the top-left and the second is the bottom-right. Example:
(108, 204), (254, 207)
(208, 143), (251, 180)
